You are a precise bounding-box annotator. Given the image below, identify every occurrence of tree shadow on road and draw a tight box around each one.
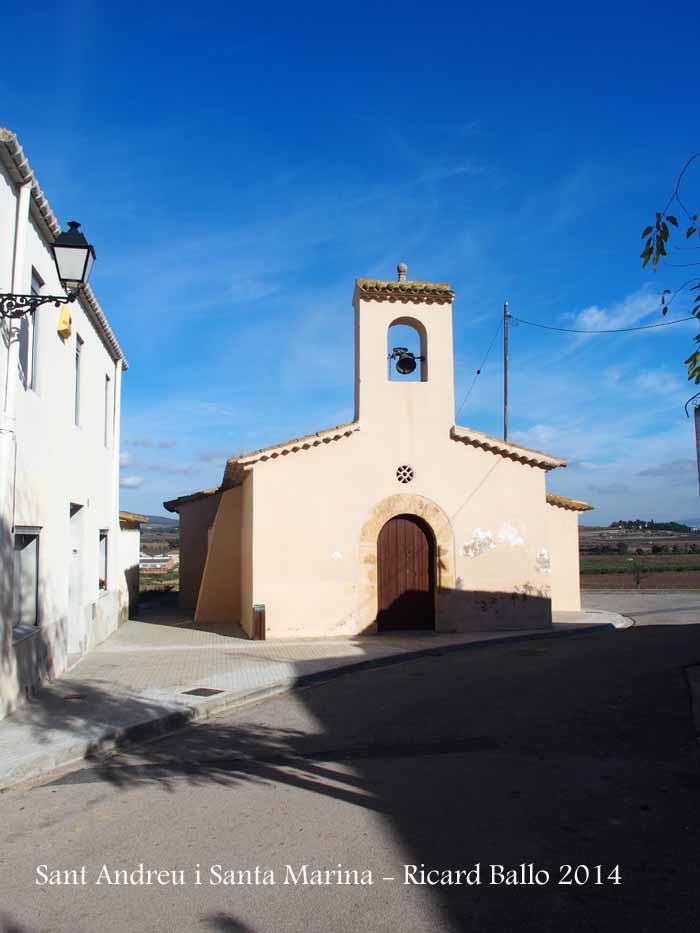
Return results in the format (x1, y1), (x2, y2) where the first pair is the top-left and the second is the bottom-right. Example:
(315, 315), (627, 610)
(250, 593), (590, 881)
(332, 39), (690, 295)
(36, 624), (700, 931)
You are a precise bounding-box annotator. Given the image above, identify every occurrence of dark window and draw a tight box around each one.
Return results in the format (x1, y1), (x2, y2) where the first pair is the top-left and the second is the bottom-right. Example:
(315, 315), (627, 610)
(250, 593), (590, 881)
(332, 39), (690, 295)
(14, 530), (40, 626)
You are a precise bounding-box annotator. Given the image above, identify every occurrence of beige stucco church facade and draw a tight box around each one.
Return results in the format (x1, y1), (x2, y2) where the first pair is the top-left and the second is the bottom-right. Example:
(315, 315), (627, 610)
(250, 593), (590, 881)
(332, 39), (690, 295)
(165, 269), (592, 639)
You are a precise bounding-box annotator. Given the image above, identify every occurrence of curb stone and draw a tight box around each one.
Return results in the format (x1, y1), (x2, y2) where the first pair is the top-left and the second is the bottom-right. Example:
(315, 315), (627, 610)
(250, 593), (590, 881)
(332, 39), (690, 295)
(0, 622), (616, 792)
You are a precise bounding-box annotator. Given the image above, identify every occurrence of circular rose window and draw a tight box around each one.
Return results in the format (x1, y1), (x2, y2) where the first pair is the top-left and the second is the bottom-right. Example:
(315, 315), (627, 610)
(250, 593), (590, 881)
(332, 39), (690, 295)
(396, 465), (414, 484)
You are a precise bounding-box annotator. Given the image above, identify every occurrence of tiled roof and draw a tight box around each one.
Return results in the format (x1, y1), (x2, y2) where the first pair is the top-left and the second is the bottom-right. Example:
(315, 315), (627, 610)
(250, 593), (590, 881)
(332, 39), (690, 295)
(119, 511), (149, 525)
(0, 128), (128, 369)
(166, 421), (567, 509)
(355, 278), (454, 304)
(222, 422), (360, 487)
(546, 493), (594, 512)
(450, 425), (566, 471)
(163, 487), (221, 513)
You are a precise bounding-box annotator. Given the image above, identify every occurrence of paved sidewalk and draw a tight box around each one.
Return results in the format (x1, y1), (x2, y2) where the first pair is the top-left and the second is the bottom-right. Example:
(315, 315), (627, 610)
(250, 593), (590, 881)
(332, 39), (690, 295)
(0, 599), (627, 791)
(583, 589), (700, 626)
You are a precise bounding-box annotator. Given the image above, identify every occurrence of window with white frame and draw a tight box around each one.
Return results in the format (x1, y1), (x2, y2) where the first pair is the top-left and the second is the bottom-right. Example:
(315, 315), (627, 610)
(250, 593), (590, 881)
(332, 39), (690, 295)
(18, 270), (42, 390)
(14, 528), (40, 627)
(99, 530), (108, 590)
(74, 334), (83, 426)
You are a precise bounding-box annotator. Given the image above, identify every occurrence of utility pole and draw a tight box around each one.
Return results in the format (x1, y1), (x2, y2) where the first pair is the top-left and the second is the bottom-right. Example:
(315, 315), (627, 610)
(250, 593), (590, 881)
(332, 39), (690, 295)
(503, 300), (509, 442)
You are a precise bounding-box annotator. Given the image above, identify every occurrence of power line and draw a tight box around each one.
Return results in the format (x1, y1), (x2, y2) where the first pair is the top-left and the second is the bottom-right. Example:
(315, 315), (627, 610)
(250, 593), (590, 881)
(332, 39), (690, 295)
(456, 318), (502, 418)
(508, 313), (695, 334)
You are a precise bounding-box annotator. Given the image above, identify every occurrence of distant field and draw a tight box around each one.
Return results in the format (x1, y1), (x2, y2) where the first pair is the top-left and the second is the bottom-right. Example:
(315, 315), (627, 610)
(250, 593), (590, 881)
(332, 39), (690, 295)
(581, 554), (700, 589)
(140, 569), (179, 594)
(582, 555), (700, 573)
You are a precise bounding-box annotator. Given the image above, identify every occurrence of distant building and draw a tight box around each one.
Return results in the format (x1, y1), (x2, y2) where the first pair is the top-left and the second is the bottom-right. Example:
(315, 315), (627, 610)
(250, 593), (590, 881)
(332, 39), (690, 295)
(0, 129), (128, 719)
(139, 553), (173, 572)
(166, 268), (593, 639)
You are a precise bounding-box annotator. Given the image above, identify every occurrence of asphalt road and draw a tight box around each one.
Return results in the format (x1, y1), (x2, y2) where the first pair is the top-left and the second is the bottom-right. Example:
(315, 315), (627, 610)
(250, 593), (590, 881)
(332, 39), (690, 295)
(3, 623), (700, 933)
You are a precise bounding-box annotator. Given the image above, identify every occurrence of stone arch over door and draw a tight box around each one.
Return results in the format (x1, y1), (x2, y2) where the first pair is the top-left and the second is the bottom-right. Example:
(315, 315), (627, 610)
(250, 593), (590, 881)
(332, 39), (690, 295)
(358, 494), (456, 633)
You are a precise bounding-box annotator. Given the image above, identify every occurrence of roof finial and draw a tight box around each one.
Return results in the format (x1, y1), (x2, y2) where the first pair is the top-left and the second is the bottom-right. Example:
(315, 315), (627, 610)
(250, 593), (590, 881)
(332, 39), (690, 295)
(397, 261), (408, 282)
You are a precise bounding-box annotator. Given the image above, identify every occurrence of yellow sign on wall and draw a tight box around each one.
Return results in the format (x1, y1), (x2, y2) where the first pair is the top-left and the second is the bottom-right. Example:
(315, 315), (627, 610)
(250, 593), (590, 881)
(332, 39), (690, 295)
(57, 304), (72, 339)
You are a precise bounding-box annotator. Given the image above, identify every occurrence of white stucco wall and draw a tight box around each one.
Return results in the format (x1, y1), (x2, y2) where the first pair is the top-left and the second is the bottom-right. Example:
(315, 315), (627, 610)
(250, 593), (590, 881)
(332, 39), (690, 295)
(119, 526), (141, 618)
(0, 153), (125, 718)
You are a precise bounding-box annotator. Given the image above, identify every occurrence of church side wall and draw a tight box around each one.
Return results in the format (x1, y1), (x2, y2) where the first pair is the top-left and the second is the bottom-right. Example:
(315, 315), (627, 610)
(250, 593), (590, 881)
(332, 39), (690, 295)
(240, 474), (254, 637)
(195, 487), (243, 625)
(177, 494), (221, 611)
(545, 504), (582, 611)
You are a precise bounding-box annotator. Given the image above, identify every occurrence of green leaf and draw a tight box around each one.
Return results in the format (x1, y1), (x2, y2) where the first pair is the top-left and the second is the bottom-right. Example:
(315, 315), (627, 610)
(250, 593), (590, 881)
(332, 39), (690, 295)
(641, 226), (653, 238)
(687, 227), (697, 238)
(667, 215), (678, 226)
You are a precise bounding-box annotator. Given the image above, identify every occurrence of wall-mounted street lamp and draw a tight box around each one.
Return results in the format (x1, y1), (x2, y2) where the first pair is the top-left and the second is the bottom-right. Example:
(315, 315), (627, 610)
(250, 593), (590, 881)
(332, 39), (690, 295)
(0, 222), (96, 319)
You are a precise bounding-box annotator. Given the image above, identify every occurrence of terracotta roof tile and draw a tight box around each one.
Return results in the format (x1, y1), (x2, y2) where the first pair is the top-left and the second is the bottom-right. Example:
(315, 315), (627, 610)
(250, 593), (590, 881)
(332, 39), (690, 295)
(119, 511), (149, 525)
(355, 278), (454, 304)
(163, 487), (221, 513)
(546, 492), (594, 512)
(450, 425), (566, 470)
(222, 422), (360, 487)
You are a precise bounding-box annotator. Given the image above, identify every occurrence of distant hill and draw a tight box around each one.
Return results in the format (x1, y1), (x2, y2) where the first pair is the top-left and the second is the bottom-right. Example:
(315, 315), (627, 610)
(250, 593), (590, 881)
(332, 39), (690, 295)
(143, 514), (179, 527)
(679, 519), (700, 528)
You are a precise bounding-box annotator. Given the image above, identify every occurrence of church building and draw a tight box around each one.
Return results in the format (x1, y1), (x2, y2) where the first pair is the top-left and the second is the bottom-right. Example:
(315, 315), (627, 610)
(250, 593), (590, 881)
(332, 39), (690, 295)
(164, 267), (592, 639)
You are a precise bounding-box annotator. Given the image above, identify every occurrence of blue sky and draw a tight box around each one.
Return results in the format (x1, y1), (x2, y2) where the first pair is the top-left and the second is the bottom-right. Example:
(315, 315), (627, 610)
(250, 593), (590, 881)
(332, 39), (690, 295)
(3, 0), (700, 523)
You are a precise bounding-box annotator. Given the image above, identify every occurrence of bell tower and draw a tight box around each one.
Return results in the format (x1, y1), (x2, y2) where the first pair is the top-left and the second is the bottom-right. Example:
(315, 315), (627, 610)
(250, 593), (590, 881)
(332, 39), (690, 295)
(353, 264), (456, 440)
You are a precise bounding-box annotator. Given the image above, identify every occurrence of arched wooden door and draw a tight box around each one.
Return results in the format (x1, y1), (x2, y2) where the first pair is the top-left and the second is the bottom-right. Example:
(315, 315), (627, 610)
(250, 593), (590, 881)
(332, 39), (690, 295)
(377, 514), (435, 632)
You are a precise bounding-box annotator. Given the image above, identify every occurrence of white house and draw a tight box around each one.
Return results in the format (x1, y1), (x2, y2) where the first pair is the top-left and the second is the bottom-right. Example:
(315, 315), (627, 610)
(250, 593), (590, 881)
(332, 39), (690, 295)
(119, 511), (148, 618)
(0, 129), (128, 719)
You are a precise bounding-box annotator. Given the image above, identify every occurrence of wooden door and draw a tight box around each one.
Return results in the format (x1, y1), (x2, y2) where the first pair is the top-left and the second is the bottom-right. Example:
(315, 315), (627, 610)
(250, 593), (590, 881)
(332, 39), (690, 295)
(377, 515), (434, 632)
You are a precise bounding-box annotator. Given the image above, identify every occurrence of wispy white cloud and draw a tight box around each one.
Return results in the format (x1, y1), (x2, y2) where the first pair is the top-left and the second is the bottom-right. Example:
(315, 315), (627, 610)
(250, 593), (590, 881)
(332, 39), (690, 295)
(638, 459), (695, 477)
(198, 450), (236, 462)
(127, 438), (177, 449)
(590, 481), (631, 494)
(120, 476), (144, 489)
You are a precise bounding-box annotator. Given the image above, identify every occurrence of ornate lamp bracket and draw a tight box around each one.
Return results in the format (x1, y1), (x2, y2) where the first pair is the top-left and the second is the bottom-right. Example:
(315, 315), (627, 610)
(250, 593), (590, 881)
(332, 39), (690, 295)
(0, 289), (80, 320)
